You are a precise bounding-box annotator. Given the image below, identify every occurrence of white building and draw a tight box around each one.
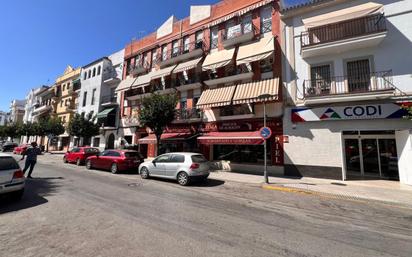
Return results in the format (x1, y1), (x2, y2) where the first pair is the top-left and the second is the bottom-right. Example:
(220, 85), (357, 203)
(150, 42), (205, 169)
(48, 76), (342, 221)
(0, 111), (9, 126)
(76, 49), (124, 149)
(9, 99), (26, 124)
(23, 86), (49, 124)
(281, 0), (412, 185)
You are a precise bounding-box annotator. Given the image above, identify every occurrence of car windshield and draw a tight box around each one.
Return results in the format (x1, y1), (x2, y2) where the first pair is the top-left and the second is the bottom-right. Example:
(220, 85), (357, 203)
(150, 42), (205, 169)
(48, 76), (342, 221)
(85, 148), (99, 154)
(124, 152), (143, 158)
(0, 157), (20, 170)
(191, 155), (208, 163)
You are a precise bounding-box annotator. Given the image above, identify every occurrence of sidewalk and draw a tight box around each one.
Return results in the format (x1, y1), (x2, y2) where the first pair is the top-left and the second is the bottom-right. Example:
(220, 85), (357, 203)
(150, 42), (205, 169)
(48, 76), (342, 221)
(209, 171), (412, 208)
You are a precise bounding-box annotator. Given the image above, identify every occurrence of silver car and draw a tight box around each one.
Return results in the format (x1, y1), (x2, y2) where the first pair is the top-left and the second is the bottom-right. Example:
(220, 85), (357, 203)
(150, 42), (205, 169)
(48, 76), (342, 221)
(0, 153), (25, 201)
(139, 152), (210, 186)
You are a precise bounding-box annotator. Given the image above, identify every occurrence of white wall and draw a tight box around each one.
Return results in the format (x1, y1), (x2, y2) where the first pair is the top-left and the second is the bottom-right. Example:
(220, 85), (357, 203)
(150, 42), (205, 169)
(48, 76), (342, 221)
(396, 129), (412, 185)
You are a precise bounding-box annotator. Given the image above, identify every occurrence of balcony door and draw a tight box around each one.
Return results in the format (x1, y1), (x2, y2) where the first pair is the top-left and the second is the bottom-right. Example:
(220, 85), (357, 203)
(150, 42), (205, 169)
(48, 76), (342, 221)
(346, 59), (371, 93)
(310, 64), (331, 96)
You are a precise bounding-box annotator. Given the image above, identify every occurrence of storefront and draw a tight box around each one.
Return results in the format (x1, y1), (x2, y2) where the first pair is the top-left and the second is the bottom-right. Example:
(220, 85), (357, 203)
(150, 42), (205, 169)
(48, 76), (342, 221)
(284, 102), (412, 184)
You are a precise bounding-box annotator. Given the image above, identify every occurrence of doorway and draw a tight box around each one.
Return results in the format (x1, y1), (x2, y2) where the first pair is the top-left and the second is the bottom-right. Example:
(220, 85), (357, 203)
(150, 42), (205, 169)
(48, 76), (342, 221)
(343, 131), (399, 180)
(106, 134), (115, 150)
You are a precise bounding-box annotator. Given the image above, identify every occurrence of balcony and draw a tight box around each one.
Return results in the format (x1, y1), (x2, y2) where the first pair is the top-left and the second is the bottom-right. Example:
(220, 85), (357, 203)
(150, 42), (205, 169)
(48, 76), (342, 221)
(101, 95), (118, 106)
(174, 75), (202, 91)
(175, 108), (201, 121)
(128, 62), (149, 76)
(204, 67), (254, 86)
(303, 70), (395, 104)
(300, 14), (387, 58)
(159, 41), (204, 68)
(222, 24), (255, 48)
(32, 105), (52, 116)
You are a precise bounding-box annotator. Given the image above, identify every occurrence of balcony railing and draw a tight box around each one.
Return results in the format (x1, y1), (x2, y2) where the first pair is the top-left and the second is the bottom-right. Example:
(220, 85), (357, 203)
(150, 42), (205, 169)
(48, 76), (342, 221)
(158, 41), (204, 67)
(174, 75), (202, 87)
(101, 95), (117, 105)
(128, 61), (150, 76)
(222, 24), (256, 43)
(303, 70), (394, 98)
(301, 14), (386, 48)
(175, 108), (201, 120)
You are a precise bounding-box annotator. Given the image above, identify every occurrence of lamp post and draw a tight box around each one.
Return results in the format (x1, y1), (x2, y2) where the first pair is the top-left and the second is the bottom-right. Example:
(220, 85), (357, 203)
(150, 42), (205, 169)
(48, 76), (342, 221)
(258, 93), (273, 184)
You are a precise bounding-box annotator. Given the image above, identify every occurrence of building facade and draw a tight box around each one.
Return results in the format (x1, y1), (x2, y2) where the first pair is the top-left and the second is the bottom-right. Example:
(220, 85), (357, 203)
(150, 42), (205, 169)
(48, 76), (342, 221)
(0, 111), (9, 126)
(118, 0), (283, 174)
(77, 49), (124, 149)
(9, 99), (26, 124)
(281, 0), (412, 184)
(54, 65), (81, 151)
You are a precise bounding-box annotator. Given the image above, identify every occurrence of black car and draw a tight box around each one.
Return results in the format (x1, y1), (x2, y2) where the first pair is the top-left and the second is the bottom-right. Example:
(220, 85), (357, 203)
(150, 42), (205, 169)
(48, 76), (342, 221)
(1, 142), (18, 152)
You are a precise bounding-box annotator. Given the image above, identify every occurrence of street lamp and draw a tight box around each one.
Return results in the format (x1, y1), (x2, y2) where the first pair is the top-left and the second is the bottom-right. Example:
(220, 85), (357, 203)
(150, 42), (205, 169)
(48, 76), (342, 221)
(258, 93), (273, 184)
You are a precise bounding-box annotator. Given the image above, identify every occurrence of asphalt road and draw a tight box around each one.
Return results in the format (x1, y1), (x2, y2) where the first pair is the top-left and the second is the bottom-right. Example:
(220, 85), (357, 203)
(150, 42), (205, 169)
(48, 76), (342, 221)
(1, 154), (412, 257)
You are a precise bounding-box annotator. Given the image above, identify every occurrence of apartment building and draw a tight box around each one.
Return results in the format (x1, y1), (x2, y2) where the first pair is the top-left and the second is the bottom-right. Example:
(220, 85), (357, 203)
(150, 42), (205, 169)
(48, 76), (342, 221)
(281, 0), (412, 185)
(0, 111), (9, 126)
(77, 49), (124, 149)
(9, 99), (26, 124)
(54, 65), (81, 151)
(117, 0), (283, 174)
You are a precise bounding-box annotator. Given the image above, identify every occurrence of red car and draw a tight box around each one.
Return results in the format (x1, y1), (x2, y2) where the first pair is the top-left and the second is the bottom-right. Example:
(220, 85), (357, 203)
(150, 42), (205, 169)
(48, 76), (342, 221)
(64, 147), (100, 166)
(85, 150), (144, 174)
(13, 144), (30, 155)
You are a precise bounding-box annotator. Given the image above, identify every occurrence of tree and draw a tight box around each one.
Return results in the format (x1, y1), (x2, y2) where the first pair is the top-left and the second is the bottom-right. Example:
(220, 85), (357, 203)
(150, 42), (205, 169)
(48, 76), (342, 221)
(3, 123), (22, 142)
(403, 104), (412, 120)
(139, 93), (178, 156)
(67, 112), (100, 146)
(43, 117), (65, 152)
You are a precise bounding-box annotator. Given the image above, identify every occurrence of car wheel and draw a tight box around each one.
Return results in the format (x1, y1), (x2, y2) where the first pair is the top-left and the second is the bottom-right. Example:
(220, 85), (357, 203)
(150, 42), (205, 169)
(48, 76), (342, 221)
(63, 156), (68, 163)
(11, 189), (24, 201)
(76, 158), (81, 166)
(86, 160), (93, 170)
(111, 163), (118, 174)
(140, 167), (149, 179)
(177, 172), (190, 186)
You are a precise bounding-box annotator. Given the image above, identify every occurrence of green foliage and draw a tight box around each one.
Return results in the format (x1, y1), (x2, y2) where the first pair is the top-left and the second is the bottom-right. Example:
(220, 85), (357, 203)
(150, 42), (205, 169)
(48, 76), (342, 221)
(45, 117), (65, 137)
(139, 93), (178, 155)
(403, 105), (412, 120)
(67, 112), (100, 141)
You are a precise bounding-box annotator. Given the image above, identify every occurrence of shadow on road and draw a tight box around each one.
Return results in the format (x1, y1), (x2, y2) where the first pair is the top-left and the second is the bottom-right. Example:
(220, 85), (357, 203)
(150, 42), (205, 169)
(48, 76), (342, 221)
(0, 177), (63, 215)
(191, 178), (225, 187)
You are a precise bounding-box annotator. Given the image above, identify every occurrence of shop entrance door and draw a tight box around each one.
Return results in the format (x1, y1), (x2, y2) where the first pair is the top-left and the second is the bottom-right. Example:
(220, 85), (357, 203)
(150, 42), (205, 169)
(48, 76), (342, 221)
(343, 132), (399, 180)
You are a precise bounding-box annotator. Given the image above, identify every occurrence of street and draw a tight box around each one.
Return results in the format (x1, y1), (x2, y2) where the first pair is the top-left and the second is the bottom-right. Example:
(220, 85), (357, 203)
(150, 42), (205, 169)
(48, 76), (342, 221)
(1, 154), (412, 257)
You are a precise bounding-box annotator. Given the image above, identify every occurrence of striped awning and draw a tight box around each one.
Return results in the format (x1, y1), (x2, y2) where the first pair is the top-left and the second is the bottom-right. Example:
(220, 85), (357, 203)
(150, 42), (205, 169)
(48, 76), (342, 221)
(209, 0), (274, 27)
(150, 64), (177, 80)
(131, 73), (151, 88)
(202, 48), (235, 71)
(173, 57), (203, 74)
(196, 85), (237, 108)
(236, 36), (274, 65)
(116, 76), (137, 92)
(232, 78), (279, 105)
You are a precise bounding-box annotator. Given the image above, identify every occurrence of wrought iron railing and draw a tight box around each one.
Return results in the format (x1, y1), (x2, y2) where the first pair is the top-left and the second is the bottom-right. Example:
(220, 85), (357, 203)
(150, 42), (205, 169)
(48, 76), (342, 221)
(303, 70), (394, 98)
(301, 14), (386, 48)
(222, 24), (256, 41)
(261, 19), (272, 34)
(101, 95), (117, 104)
(159, 41), (204, 63)
(175, 108), (201, 120)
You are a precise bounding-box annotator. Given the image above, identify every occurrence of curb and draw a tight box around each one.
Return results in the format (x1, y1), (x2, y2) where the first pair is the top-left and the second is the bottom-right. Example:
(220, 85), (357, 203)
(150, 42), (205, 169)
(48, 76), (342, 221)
(262, 184), (412, 209)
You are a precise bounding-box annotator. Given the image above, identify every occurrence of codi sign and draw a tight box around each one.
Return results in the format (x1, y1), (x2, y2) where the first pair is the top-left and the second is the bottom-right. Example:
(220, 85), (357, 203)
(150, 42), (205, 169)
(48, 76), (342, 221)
(291, 103), (409, 122)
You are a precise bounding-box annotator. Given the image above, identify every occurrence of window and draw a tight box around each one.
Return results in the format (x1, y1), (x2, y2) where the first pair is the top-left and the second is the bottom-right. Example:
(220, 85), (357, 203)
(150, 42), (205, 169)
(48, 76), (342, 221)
(162, 45), (168, 61)
(242, 14), (253, 34)
(92, 68), (96, 77)
(191, 155), (207, 163)
(151, 49), (158, 65)
(210, 27), (219, 50)
(219, 104), (254, 116)
(91, 88), (96, 105)
(226, 19), (239, 39)
(172, 40), (179, 57)
(154, 154), (170, 163)
(63, 84), (66, 91)
(195, 30), (203, 49)
(143, 53), (149, 67)
(88, 70), (91, 79)
(67, 82), (70, 89)
(260, 6), (272, 34)
(83, 72), (87, 80)
(60, 100), (64, 107)
(63, 116), (66, 123)
(65, 99), (69, 106)
(259, 55), (274, 73)
(183, 36), (190, 52)
(180, 99), (187, 110)
(213, 143), (271, 164)
(346, 59), (371, 93)
(110, 151), (121, 157)
(170, 154), (185, 163)
(124, 152), (144, 159)
(124, 136), (133, 144)
(83, 92), (87, 107)
(310, 64), (331, 95)
(71, 148), (80, 153)
(0, 157), (19, 170)
(97, 66), (101, 75)
(134, 55), (141, 67)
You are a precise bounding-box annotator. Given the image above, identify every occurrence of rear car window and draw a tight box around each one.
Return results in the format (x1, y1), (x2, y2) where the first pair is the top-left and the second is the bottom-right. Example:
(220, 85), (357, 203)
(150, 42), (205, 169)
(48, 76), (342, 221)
(85, 148), (99, 154)
(191, 155), (208, 163)
(124, 152), (144, 159)
(0, 157), (20, 170)
(170, 155), (185, 163)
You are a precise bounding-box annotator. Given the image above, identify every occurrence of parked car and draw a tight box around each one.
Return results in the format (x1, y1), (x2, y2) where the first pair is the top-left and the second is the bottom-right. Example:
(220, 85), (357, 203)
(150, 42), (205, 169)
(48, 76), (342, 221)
(64, 147), (100, 166)
(0, 153), (25, 201)
(86, 150), (144, 174)
(13, 144), (30, 155)
(1, 142), (18, 152)
(139, 152), (210, 186)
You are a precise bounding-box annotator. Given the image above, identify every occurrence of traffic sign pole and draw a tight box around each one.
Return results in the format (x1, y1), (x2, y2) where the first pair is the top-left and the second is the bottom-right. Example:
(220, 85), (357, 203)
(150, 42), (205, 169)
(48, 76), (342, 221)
(263, 103), (268, 184)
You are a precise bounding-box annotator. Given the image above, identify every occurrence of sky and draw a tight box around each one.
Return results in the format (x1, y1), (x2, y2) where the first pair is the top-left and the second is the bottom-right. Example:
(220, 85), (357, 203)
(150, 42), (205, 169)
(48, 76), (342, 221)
(0, 0), (306, 112)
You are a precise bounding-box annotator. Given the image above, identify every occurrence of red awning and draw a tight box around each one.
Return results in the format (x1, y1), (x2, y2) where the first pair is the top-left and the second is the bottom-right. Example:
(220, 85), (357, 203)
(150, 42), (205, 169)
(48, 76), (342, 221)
(197, 131), (264, 145)
(138, 133), (192, 144)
